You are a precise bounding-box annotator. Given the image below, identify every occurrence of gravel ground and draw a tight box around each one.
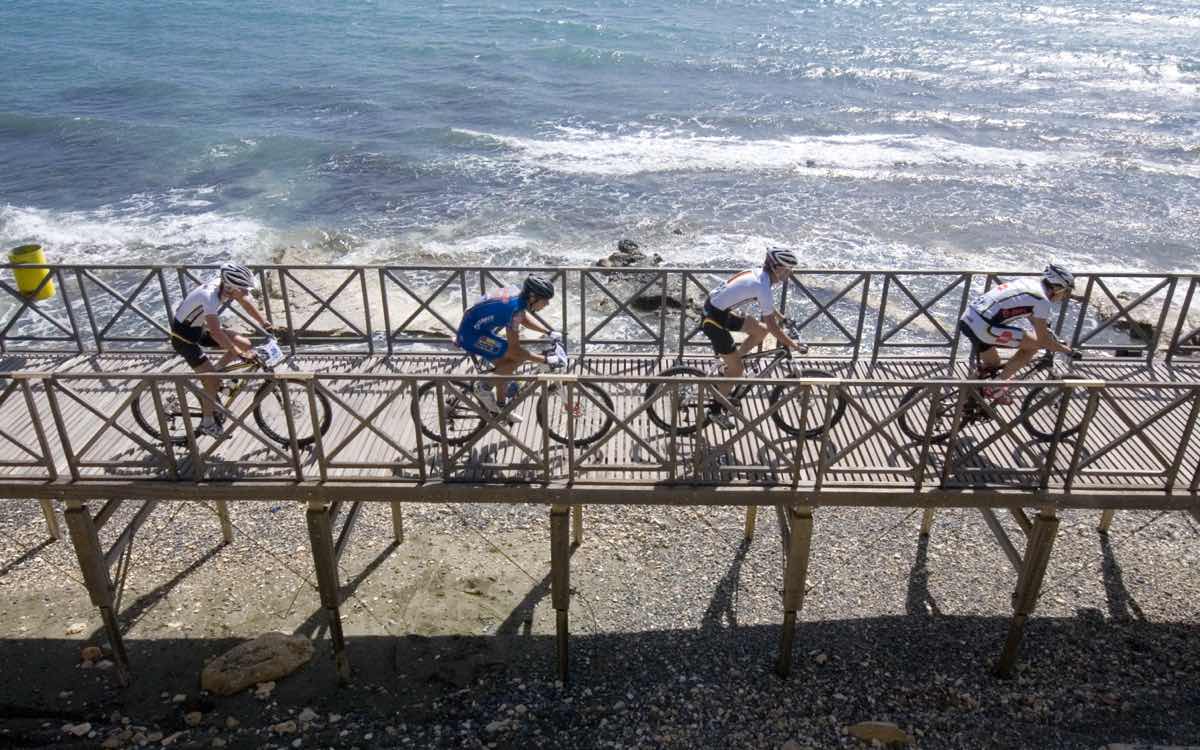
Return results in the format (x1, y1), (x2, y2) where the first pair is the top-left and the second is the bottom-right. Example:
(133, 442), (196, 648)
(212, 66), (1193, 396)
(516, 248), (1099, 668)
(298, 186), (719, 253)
(1, 498), (1198, 749)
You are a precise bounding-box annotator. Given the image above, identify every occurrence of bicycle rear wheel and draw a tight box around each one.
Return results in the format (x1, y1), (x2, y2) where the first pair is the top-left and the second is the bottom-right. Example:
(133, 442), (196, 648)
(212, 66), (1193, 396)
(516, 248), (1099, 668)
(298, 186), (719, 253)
(769, 370), (848, 439)
(539, 381), (615, 447)
(1020, 377), (1088, 441)
(253, 380), (333, 447)
(644, 366), (708, 436)
(413, 380), (488, 446)
(131, 381), (202, 445)
(896, 384), (962, 444)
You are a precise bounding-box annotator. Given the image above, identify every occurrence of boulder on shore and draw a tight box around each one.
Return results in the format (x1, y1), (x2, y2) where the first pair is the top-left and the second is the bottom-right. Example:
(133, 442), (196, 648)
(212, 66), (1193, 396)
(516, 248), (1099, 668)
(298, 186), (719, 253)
(200, 632), (314, 696)
(1092, 290), (1200, 351)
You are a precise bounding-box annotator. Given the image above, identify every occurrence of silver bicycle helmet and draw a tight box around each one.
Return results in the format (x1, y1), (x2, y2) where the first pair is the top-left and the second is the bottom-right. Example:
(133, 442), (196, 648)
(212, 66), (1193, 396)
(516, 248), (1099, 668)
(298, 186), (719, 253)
(522, 274), (555, 300)
(765, 248), (799, 269)
(1042, 263), (1074, 291)
(219, 262), (256, 291)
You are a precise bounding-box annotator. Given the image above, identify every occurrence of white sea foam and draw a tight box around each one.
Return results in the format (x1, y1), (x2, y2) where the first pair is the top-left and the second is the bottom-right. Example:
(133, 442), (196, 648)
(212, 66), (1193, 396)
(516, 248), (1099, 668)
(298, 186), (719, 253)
(454, 128), (1079, 179)
(0, 202), (277, 266)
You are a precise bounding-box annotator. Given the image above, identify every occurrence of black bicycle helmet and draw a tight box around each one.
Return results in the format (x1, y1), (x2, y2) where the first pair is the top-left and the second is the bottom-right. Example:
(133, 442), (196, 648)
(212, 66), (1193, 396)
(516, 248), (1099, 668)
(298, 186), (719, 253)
(522, 274), (555, 301)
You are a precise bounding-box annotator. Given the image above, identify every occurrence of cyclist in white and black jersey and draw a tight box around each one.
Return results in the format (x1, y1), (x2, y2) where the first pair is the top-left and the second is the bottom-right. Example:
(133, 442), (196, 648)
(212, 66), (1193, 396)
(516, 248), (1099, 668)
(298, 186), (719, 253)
(701, 248), (803, 428)
(171, 263), (274, 438)
(958, 264), (1075, 404)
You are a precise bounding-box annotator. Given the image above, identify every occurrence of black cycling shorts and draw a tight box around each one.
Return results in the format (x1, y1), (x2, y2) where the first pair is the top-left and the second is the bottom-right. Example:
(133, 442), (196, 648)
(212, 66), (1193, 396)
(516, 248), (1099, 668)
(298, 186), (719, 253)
(170, 317), (219, 367)
(700, 301), (745, 356)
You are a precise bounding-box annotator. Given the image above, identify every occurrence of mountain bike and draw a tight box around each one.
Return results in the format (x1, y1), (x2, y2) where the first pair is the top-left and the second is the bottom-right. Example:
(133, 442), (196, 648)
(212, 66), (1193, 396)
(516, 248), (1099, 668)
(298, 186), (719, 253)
(643, 319), (848, 438)
(413, 338), (615, 448)
(132, 337), (333, 447)
(896, 348), (1087, 444)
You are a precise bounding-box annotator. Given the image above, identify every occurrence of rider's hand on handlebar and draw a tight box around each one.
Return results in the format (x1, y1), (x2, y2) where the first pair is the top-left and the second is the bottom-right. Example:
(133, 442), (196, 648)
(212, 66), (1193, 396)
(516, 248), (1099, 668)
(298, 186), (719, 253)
(548, 330), (563, 342)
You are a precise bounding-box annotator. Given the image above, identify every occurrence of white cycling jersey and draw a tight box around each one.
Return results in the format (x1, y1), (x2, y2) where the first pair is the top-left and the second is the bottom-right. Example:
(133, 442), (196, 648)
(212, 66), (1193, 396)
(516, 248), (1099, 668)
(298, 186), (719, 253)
(966, 278), (1052, 326)
(708, 268), (775, 315)
(173, 280), (224, 328)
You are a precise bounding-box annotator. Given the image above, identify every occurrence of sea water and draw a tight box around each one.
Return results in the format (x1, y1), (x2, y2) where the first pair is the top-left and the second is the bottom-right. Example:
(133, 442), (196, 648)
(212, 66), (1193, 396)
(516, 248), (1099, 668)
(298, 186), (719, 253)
(1, 0), (1197, 275)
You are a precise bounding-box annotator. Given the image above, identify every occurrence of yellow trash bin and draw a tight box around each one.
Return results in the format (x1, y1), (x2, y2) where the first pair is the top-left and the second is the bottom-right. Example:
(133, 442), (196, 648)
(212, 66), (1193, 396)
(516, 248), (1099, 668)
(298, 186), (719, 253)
(9, 244), (56, 301)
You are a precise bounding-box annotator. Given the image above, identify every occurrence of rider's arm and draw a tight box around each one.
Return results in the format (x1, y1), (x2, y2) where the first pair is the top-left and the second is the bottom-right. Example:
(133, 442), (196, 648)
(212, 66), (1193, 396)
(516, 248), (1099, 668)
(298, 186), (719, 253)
(763, 313), (799, 350)
(204, 315), (254, 359)
(234, 295), (272, 331)
(1032, 318), (1071, 353)
(506, 321), (549, 364)
(519, 313), (552, 336)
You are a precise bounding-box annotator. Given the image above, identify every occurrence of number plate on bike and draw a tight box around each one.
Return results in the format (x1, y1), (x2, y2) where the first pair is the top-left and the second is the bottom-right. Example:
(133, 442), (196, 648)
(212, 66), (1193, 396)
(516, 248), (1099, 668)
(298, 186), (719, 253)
(256, 338), (285, 367)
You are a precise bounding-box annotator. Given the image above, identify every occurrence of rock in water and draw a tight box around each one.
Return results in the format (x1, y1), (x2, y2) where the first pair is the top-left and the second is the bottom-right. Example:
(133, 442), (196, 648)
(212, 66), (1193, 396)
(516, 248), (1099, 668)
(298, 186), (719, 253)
(201, 633), (314, 696)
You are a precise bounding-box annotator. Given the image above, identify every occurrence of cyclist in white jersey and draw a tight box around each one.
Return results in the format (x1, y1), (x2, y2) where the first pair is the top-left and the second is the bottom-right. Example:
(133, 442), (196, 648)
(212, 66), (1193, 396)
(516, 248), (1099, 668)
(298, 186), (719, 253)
(170, 263), (273, 438)
(958, 264), (1075, 404)
(700, 248), (803, 428)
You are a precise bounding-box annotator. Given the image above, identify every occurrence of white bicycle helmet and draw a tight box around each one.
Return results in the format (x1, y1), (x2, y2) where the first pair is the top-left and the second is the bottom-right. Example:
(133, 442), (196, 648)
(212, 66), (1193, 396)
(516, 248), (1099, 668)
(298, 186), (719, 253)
(1043, 263), (1074, 291)
(219, 262), (256, 291)
(765, 248), (799, 269)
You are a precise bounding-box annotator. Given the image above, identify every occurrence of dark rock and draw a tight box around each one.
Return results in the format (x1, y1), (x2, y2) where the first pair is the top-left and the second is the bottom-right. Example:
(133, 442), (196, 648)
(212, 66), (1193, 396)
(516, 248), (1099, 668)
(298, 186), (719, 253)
(617, 239), (640, 255)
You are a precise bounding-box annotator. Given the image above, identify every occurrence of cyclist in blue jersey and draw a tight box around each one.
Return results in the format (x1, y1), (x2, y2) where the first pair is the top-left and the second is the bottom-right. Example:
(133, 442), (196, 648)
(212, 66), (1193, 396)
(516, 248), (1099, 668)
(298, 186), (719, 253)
(958, 264), (1075, 404)
(456, 275), (561, 414)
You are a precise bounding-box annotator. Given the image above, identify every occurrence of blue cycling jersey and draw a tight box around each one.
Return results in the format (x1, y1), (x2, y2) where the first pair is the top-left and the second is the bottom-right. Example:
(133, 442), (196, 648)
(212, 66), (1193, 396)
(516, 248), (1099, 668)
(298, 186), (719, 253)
(458, 288), (527, 337)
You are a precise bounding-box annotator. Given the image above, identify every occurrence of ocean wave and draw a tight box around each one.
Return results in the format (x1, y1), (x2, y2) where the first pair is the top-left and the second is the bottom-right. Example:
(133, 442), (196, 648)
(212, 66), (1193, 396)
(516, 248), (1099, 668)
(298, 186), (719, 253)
(453, 127), (1079, 179)
(0, 201), (277, 266)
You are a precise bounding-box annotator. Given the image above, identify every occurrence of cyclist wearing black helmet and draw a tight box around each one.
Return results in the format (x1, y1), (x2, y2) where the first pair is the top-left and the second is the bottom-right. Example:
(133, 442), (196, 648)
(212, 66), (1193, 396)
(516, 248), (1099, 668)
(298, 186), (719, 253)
(170, 262), (274, 438)
(456, 274), (561, 414)
(958, 264), (1076, 404)
(700, 248), (804, 428)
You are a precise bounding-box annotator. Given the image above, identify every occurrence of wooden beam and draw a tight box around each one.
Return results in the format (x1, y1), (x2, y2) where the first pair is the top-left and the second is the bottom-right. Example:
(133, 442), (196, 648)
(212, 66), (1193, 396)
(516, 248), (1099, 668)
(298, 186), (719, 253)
(1008, 507), (1033, 535)
(996, 508), (1059, 677)
(215, 500), (234, 544)
(919, 508), (935, 537)
(390, 501), (404, 544)
(550, 505), (570, 683)
(62, 500), (130, 686)
(103, 501), (155, 571)
(979, 509), (1023, 573)
(1097, 509), (1115, 533)
(744, 505), (758, 539)
(305, 500), (349, 683)
(38, 499), (61, 540)
(572, 505), (583, 546)
(333, 501), (363, 563)
(776, 505), (813, 677)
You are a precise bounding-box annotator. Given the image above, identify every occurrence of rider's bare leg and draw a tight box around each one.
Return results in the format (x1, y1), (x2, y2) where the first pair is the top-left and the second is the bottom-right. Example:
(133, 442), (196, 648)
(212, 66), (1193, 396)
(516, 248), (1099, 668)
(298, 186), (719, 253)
(491, 349), (540, 403)
(213, 331), (251, 370)
(734, 317), (768, 357)
(717, 351), (744, 403)
(998, 337), (1040, 381)
(194, 360), (219, 422)
(977, 347), (1002, 376)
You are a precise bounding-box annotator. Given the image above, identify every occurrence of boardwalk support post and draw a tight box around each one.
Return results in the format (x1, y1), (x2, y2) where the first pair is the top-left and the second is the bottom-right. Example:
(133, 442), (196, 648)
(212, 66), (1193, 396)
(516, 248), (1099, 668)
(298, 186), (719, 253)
(1097, 509), (1115, 533)
(63, 500), (130, 686)
(550, 504), (570, 683)
(214, 500), (234, 544)
(390, 501), (404, 544)
(39, 498), (61, 540)
(572, 505), (583, 546)
(306, 500), (350, 683)
(776, 505), (813, 678)
(996, 507), (1059, 677)
(744, 505), (758, 539)
(919, 508), (935, 537)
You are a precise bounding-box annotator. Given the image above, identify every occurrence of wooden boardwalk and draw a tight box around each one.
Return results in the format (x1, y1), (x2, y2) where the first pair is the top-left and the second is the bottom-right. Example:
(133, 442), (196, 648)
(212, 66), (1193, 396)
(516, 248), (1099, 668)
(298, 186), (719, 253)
(1, 351), (1197, 508)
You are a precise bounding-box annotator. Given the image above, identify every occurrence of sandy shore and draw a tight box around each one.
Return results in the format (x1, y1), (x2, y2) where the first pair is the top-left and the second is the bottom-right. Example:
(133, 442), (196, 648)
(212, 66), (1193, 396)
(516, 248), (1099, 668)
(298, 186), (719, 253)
(1, 498), (1198, 749)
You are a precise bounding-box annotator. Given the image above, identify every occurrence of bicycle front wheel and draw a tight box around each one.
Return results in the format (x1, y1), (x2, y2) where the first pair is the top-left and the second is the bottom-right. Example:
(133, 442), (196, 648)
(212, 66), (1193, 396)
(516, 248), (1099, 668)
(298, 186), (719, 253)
(896, 384), (961, 444)
(413, 380), (488, 446)
(644, 366), (708, 436)
(253, 380), (333, 447)
(1020, 377), (1088, 442)
(769, 370), (848, 439)
(538, 381), (615, 448)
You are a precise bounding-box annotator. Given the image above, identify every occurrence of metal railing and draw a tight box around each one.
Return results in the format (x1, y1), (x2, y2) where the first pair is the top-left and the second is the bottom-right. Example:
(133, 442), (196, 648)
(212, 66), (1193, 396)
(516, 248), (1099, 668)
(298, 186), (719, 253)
(1, 263), (1198, 362)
